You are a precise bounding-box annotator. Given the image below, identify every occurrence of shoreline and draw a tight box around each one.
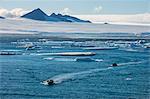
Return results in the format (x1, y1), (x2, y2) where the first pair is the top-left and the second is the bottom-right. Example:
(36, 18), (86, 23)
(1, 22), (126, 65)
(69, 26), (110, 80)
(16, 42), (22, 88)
(0, 18), (149, 34)
(0, 18), (150, 42)
(0, 34), (150, 42)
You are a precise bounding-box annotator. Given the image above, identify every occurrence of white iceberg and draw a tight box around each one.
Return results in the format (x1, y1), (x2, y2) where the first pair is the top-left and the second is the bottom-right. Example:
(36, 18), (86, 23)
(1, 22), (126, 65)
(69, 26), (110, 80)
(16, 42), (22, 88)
(83, 47), (118, 50)
(36, 52), (96, 56)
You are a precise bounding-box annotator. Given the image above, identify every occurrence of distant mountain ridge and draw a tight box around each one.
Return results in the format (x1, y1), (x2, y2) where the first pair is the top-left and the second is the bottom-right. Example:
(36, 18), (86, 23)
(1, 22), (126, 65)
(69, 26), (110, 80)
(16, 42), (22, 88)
(21, 8), (91, 23)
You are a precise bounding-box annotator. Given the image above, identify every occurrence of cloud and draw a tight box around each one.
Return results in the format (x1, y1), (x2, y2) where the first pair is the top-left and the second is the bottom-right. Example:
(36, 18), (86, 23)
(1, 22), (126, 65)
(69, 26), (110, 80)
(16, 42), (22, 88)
(94, 6), (102, 13)
(61, 8), (71, 15)
(0, 8), (28, 17)
(75, 13), (150, 24)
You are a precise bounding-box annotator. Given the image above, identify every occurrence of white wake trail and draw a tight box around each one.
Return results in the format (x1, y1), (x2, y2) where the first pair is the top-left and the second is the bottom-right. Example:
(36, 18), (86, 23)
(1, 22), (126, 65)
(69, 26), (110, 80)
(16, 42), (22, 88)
(42, 67), (113, 85)
(42, 61), (144, 85)
(117, 61), (143, 66)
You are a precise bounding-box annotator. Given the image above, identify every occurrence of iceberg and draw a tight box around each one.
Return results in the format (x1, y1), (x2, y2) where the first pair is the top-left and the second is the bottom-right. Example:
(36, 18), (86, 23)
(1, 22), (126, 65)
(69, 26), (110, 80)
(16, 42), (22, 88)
(36, 52), (96, 56)
(44, 57), (103, 62)
(75, 57), (96, 62)
(83, 47), (118, 50)
(0, 50), (22, 55)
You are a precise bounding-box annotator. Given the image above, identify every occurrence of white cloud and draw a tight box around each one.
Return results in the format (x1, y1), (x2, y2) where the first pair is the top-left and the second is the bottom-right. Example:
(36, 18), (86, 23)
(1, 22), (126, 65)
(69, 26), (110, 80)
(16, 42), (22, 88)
(94, 6), (102, 13)
(75, 13), (150, 24)
(0, 8), (28, 17)
(61, 8), (71, 15)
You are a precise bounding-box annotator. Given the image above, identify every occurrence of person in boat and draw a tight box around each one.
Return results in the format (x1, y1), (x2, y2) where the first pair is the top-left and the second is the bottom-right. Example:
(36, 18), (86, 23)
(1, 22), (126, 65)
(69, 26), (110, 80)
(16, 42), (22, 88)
(112, 63), (118, 67)
(47, 79), (54, 85)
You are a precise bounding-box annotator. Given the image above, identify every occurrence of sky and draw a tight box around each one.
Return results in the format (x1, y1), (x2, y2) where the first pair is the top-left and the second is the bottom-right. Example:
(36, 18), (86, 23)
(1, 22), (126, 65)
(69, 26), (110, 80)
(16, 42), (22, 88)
(0, 0), (149, 23)
(0, 0), (149, 15)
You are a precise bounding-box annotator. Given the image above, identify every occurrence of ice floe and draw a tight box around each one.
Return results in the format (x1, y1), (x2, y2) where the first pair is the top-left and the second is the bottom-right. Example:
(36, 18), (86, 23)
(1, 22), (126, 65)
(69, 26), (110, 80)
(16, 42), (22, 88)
(35, 52), (96, 56)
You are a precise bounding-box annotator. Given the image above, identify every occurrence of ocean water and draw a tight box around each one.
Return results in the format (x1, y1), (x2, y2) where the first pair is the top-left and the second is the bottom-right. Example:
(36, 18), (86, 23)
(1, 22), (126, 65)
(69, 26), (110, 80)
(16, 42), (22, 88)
(0, 35), (150, 99)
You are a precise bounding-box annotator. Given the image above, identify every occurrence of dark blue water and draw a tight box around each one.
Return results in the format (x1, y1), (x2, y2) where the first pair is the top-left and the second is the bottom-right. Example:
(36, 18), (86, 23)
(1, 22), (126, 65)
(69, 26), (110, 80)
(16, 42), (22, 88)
(0, 36), (150, 99)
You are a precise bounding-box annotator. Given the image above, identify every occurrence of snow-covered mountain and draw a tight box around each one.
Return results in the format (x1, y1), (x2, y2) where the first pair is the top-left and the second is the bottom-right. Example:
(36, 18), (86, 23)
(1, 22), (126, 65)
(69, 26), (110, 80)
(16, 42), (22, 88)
(21, 8), (91, 23)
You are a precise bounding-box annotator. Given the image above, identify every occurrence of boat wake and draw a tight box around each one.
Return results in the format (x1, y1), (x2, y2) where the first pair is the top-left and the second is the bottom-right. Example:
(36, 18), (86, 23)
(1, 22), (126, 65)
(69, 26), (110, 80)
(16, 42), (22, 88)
(41, 67), (113, 85)
(117, 61), (143, 66)
(42, 60), (144, 85)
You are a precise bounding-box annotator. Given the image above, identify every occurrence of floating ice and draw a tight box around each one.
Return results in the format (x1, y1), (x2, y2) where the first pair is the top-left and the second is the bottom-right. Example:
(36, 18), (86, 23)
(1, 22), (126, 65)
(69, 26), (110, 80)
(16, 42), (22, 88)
(125, 78), (132, 80)
(36, 52), (96, 56)
(83, 47), (118, 50)
(44, 57), (103, 62)
(0, 50), (22, 55)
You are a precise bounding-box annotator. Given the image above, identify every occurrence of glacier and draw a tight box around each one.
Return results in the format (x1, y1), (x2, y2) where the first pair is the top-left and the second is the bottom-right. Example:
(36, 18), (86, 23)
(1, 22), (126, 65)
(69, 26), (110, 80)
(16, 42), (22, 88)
(0, 18), (150, 40)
